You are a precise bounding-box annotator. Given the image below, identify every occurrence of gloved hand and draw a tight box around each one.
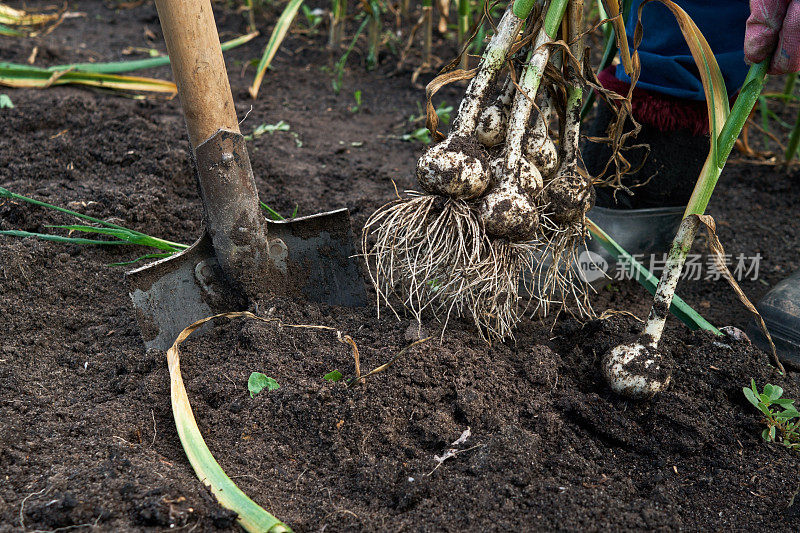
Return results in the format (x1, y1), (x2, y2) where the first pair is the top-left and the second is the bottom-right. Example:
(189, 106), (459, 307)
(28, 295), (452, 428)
(745, 0), (800, 74)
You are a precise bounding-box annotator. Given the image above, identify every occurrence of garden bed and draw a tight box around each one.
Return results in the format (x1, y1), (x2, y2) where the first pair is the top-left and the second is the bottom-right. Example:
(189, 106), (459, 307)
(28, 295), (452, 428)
(1, 1), (798, 531)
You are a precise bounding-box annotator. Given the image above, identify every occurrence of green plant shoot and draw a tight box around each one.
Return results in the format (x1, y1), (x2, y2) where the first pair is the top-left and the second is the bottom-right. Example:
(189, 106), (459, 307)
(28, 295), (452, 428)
(324, 370), (343, 382)
(248, 372), (280, 397)
(743, 379), (799, 450)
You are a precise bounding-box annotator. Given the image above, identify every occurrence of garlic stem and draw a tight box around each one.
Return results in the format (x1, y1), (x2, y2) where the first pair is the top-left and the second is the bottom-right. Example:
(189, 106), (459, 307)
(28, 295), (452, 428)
(560, 0), (584, 173)
(452, 4), (527, 137)
(504, 29), (551, 179)
(561, 84), (583, 169)
(642, 216), (700, 345)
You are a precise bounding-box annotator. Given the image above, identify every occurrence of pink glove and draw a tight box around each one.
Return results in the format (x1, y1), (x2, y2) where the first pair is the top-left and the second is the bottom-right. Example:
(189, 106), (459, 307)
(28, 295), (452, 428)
(745, 0), (800, 74)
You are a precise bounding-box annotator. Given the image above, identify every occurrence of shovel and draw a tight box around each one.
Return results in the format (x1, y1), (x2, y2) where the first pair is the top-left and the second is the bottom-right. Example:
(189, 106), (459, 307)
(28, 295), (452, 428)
(127, 0), (366, 351)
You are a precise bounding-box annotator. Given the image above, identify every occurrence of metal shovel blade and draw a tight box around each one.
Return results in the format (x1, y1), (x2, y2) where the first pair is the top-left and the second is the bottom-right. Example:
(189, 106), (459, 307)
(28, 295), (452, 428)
(126, 209), (367, 351)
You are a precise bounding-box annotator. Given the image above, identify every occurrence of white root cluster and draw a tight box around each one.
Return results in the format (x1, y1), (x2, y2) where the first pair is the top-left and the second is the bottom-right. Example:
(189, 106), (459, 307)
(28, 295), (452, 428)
(363, 4), (596, 341)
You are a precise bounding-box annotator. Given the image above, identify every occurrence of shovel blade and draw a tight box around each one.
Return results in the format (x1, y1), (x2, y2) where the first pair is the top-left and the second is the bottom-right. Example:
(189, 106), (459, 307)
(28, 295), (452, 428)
(127, 208), (367, 351)
(126, 232), (242, 351)
(265, 208), (367, 307)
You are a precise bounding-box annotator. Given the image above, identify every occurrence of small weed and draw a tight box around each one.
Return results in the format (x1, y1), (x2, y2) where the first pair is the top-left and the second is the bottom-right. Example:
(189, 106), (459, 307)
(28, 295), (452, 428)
(300, 5), (324, 30)
(259, 201), (299, 221)
(248, 372), (280, 397)
(245, 120), (302, 147)
(332, 16), (369, 94)
(0, 94), (13, 109)
(409, 101), (452, 125)
(349, 90), (363, 113)
(743, 379), (800, 450)
(245, 120), (291, 139)
(323, 370), (343, 382)
(402, 127), (432, 143)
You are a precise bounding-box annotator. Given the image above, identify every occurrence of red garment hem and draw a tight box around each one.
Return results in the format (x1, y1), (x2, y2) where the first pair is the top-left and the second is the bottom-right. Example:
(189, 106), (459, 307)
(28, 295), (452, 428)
(597, 66), (710, 135)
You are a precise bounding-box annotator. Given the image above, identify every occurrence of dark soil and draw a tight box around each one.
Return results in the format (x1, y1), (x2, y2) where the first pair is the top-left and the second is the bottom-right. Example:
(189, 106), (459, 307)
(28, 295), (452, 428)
(1, 1), (799, 531)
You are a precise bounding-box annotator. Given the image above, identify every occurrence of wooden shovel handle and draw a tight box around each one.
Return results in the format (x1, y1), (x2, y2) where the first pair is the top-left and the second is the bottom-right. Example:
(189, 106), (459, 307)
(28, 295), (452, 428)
(154, 0), (240, 148)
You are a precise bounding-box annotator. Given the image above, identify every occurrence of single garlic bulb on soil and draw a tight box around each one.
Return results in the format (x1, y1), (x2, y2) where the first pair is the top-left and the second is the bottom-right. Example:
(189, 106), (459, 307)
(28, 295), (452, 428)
(601, 336), (674, 400)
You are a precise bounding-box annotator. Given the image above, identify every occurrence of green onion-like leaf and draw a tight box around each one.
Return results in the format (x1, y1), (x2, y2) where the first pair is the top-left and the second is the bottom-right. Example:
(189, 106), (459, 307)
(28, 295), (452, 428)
(0, 63), (176, 93)
(167, 312), (292, 532)
(260, 201), (286, 221)
(48, 33), (258, 74)
(786, 105), (800, 162)
(0, 188), (187, 247)
(48, 224), (184, 252)
(1, 186), (125, 229)
(718, 61), (768, 167)
(0, 22), (23, 36)
(108, 252), (174, 267)
(586, 217), (721, 335)
(0, 229), (129, 246)
(249, 0), (305, 99)
(0, 188), (188, 263)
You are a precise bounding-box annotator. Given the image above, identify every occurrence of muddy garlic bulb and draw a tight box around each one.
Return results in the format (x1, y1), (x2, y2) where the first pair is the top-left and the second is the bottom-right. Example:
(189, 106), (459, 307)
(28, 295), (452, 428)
(478, 158), (540, 241)
(475, 77), (515, 148)
(543, 167), (595, 225)
(525, 93), (559, 178)
(475, 105), (507, 148)
(415, 4), (530, 200)
(416, 136), (491, 199)
(601, 337), (673, 400)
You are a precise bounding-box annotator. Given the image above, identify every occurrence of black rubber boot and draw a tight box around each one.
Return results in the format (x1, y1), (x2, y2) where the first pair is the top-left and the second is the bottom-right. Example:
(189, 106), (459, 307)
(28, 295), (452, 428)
(748, 270), (800, 369)
(577, 99), (704, 286)
(582, 205), (684, 287)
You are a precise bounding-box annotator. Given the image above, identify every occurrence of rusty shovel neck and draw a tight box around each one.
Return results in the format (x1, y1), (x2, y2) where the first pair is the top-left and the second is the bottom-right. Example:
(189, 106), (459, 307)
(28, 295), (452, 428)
(194, 129), (280, 299)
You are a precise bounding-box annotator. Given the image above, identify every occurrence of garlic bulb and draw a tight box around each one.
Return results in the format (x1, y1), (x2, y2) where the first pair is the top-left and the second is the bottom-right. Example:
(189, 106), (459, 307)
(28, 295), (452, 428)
(416, 136), (491, 199)
(479, 159), (539, 241)
(601, 338), (673, 400)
